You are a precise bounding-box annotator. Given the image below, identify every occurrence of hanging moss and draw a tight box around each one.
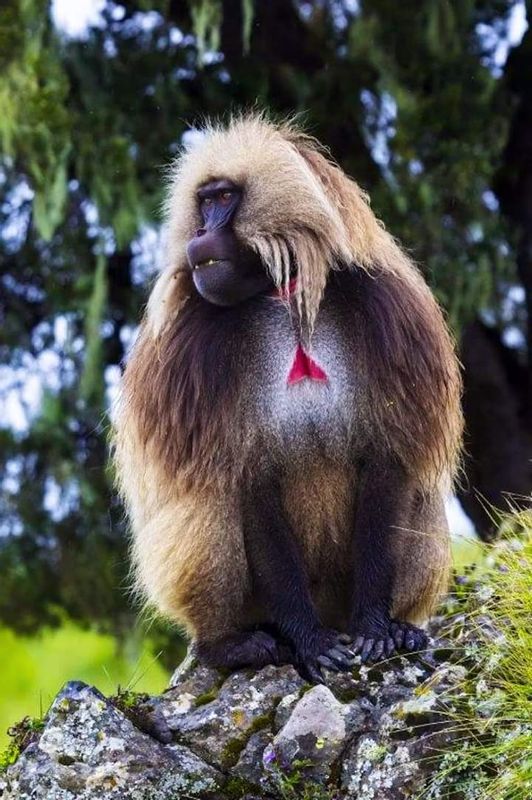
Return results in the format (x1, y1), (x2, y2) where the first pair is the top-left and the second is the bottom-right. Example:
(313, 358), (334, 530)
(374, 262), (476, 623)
(241, 0), (254, 54)
(79, 254), (108, 410)
(190, 0), (222, 61)
(0, 3), (71, 240)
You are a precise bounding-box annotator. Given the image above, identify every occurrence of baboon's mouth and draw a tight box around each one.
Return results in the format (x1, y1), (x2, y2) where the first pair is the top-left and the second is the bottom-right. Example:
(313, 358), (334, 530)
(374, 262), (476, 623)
(194, 259), (222, 270)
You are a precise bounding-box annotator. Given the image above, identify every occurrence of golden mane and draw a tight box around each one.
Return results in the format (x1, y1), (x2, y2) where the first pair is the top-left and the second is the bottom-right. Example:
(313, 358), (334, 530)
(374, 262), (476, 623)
(148, 113), (419, 334)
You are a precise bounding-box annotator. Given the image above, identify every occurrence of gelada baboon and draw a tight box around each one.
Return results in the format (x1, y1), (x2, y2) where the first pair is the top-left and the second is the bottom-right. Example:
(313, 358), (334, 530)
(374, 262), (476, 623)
(114, 114), (462, 682)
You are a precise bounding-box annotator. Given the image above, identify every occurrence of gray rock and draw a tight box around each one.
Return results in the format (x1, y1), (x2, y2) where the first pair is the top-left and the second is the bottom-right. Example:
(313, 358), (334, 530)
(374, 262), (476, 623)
(168, 651), (221, 695)
(161, 664), (303, 769)
(265, 685), (348, 782)
(273, 690), (301, 731)
(1, 681), (220, 799)
(340, 735), (421, 799)
(232, 729), (272, 790)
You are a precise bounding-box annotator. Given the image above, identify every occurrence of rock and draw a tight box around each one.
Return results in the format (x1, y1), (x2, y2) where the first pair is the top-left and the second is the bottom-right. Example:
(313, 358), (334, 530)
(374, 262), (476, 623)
(168, 651), (221, 695)
(273, 690), (301, 731)
(159, 663), (303, 769)
(232, 729), (272, 791)
(265, 685), (349, 782)
(0, 613), (478, 800)
(0, 681), (220, 800)
(340, 735), (420, 799)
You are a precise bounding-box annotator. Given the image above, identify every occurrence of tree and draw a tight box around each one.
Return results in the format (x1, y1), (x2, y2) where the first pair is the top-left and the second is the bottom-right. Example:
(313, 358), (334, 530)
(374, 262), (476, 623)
(0, 0), (529, 642)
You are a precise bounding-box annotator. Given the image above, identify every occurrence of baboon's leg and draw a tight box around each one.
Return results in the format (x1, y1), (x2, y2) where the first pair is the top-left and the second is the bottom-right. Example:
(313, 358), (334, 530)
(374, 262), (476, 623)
(133, 492), (309, 670)
(348, 460), (442, 662)
(390, 491), (451, 625)
(241, 471), (356, 682)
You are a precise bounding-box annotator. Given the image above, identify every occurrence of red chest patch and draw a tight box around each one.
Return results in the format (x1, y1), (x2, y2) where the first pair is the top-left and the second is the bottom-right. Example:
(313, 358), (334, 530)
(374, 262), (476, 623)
(288, 344), (328, 385)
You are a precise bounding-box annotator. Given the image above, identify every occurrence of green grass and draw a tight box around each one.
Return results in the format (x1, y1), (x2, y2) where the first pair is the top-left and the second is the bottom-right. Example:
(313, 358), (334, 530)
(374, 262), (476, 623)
(424, 508), (532, 799)
(0, 621), (169, 748)
(451, 534), (484, 572)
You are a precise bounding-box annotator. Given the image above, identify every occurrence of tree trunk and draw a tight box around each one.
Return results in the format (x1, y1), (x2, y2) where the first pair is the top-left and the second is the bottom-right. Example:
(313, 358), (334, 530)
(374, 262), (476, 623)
(460, 19), (532, 540)
(458, 321), (531, 539)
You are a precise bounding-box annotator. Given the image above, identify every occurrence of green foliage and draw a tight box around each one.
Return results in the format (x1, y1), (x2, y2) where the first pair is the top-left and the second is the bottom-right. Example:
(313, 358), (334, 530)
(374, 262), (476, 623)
(0, 715), (44, 774)
(194, 686), (221, 707)
(271, 758), (334, 800)
(424, 509), (532, 799)
(0, 622), (169, 749)
(190, 0), (223, 59)
(0, 2), (71, 240)
(241, 0), (254, 54)
(189, 0), (255, 60)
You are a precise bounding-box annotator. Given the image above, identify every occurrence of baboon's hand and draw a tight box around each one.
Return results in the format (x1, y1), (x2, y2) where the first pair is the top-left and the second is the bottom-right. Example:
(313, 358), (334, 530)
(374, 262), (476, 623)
(294, 628), (357, 683)
(351, 619), (428, 663)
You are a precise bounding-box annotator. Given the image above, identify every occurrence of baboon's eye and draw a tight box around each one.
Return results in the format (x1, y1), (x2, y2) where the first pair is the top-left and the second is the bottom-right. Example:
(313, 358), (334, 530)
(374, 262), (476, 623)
(219, 191), (233, 204)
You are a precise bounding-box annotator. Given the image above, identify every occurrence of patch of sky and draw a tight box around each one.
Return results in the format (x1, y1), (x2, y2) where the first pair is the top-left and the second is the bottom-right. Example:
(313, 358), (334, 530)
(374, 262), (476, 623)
(480, 281), (526, 350)
(81, 199), (116, 255)
(131, 224), (165, 286)
(0, 315), (78, 433)
(297, 0), (359, 26)
(329, 0), (360, 30)
(476, 0), (527, 77)
(2, 458), (23, 496)
(52, 0), (176, 47)
(1, 179), (34, 254)
(51, 0), (106, 38)
(360, 89), (397, 179)
(500, 285), (526, 349)
(43, 475), (81, 523)
(119, 325), (138, 353)
(409, 160), (424, 177)
(446, 495), (476, 540)
(182, 128), (206, 151)
(482, 190), (500, 212)
(106, 365), (122, 423)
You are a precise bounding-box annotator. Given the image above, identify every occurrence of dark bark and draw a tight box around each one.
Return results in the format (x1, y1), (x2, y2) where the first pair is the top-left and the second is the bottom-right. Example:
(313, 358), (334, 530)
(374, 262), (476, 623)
(494, 21), (532, 424)
(458, 21), (532, 540)
(458, 321), (531, 539)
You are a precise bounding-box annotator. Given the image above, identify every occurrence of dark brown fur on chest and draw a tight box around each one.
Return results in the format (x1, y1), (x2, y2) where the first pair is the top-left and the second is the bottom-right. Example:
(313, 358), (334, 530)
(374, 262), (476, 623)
(125, 267), (458, 489)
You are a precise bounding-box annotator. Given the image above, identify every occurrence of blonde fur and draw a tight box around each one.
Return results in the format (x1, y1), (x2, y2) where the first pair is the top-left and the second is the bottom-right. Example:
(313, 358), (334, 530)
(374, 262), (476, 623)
(150, 112), (423, 334)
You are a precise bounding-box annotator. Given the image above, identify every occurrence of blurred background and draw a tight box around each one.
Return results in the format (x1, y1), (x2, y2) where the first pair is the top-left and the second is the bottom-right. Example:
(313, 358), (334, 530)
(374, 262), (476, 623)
(0, 0), (531, 746)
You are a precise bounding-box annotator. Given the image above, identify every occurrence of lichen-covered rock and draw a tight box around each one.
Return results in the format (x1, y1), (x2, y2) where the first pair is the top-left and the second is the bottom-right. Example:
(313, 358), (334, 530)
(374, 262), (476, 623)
(0, 626), (471, 800)
(0, 682), (220, 800)
(341, 735), (420, 799)
(158, 663), (304, 769)
(232, 728), (273, 790)
(265, 685), (349, 782)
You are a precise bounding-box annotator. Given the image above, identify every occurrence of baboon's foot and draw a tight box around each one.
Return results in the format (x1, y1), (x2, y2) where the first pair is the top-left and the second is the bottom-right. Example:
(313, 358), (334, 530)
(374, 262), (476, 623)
(350, 619), (428, 663)
(195, 630), (283, 670)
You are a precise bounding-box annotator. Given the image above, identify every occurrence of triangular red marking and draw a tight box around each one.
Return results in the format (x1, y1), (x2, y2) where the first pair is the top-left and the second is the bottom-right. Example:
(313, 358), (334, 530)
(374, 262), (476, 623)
(287, 344), (328, 384)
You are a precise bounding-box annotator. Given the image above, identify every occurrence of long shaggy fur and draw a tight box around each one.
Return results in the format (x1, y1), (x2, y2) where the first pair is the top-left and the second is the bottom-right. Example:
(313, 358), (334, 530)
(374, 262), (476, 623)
(114, 113), (463, 638)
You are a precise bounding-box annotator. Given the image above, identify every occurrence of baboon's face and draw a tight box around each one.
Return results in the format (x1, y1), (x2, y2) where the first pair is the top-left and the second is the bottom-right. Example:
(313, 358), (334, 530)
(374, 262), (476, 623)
(186, 179), (272, 306)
